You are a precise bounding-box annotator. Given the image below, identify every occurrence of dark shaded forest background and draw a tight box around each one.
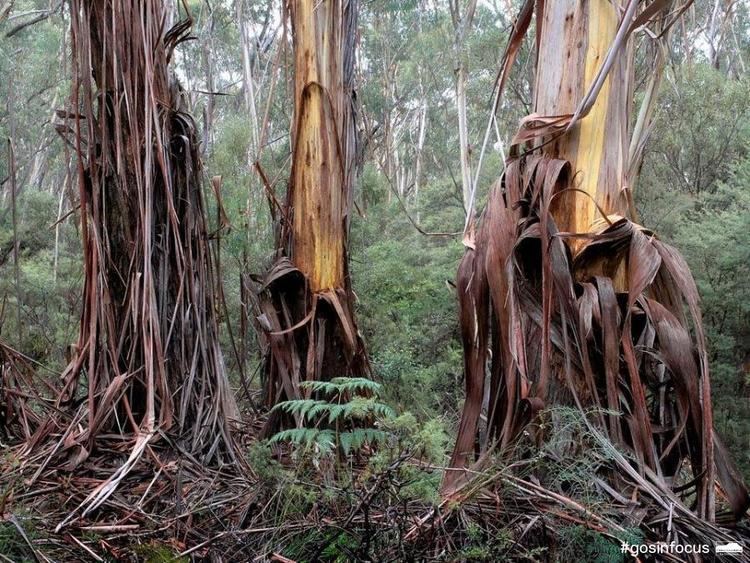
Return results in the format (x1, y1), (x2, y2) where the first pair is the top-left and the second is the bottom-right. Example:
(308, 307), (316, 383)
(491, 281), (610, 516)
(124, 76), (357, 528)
(0, 0), (748, 519)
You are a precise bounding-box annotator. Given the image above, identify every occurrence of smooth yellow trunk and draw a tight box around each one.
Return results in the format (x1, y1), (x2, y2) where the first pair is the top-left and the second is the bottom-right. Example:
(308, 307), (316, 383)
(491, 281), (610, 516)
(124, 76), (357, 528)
(534, 0), (631, 247)
(289, 0), (352, 292)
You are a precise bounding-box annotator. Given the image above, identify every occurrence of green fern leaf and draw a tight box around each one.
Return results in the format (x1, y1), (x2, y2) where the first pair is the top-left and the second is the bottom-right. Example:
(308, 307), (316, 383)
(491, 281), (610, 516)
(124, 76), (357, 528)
(339, 431), (354, 455)
(331, 377), (382, 395)
(327, 404), (347, 424)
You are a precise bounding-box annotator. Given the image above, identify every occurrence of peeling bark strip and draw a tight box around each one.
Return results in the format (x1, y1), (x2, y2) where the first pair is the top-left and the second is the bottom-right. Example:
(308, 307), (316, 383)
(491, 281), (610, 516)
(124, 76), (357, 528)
(445, 0), (749, 525)
(0, 342), (51, 442)
(24, 0), (238, 497)
(256, 0), (368, 431)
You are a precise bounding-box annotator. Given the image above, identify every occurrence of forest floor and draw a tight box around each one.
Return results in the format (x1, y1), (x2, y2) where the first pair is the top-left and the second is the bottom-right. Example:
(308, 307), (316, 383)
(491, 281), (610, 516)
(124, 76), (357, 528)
(2, 419), (750, 562)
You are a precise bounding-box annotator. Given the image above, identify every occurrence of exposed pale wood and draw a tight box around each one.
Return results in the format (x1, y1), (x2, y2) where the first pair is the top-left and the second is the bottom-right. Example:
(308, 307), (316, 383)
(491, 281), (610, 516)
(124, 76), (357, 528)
(258, 1), (368, 430)
(452, 0), (479, 214)
(413, 78), (428, 223)
(287, 0), (356, 292)
(534, 0), (631, 247)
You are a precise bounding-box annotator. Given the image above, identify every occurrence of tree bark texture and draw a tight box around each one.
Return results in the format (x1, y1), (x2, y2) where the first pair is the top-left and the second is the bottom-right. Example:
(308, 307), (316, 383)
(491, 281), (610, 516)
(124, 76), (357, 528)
(38, 1), (238, 472)
(444, 0), (749, 525)
(256, 0), (368, 432)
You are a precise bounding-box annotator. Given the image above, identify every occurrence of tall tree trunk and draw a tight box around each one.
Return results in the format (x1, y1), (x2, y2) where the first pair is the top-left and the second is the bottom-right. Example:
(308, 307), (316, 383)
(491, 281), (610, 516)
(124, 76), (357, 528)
(451, 0), (478, 215)
(706, 0), (724, 69)
(201, 7), (216, 154)
(257, 0), (368, 431)
(239, 1), (261, 161)
(445, 0), (749, 526)
(7, 73), (22, 348)
(455, 64), (472, 213)
(413, 77), (428, 224)
(34, 0), (238, 494)
(534, 0), (631, 254)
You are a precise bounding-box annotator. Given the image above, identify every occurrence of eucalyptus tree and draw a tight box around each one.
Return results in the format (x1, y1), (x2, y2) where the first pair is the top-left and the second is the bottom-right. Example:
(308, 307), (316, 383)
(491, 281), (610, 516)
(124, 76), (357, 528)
(450, 0), (478, 215)
(446, 0), (749, 526)
(26, 0), (239, 512)
(256, 0), (369, 431)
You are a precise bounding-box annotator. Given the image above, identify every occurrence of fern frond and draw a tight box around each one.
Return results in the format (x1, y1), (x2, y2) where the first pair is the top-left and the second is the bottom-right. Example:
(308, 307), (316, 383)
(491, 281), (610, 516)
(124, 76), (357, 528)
(315, 430), (336, 453)
(373, 403), (395, 419)
(307, 402), (334, 420)
(327, 403), (348, 424)
(338, 429), (390, 455)
(299, 380), (339, 395)
(338, 397), (395, 420)
(271, 399), (328, 422)
(270, 378), (395, 457)
(362, 429), (389, 443)
(339, 431), (354, 455)
(270, 428), (337, 453)
(330, 377), (382, 395)
(269, 428), (316, 445)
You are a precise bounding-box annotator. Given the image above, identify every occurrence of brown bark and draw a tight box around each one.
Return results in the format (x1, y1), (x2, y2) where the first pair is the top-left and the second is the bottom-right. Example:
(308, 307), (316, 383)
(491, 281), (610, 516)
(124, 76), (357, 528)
(30, 1), (238, 485)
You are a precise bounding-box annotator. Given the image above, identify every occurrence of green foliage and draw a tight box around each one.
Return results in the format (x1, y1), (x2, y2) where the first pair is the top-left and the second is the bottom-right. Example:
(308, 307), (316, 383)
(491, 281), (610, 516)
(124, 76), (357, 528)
(247, 409), (452, 560)
(351, 203), (464, 419)
(273, 397), (394, 426)
(299, 377), (383, 397)
(0, 518), (37, 563)
(671, 162), (750, 477)
(269, 377), (395, 456)
(638, 64), (750, 480)
(558, 526), (629, 563)
(457, 522), (514, 560)
(532, 407), (624, 501)
(0, 190), (81, 366)
(246, 441), (282, 483)
(556, 526), (644, 563)
(133, 542), (188, 563)
(270, 427), (392, 457)
(387, 413), (448, 464)
(0, 523), (25, 561)
(642, 65), (750, 201)
(281, 528), (359, 562)
(358, 412), (448, 504)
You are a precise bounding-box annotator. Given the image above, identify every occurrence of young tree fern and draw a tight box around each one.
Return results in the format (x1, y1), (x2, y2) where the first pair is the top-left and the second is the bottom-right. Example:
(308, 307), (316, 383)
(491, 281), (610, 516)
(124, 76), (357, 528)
(269, 378), (394, 456)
